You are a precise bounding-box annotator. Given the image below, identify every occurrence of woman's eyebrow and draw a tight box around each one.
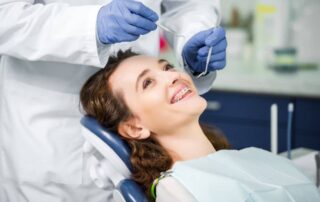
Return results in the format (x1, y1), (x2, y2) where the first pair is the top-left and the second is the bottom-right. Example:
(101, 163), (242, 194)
(158, 59), (168, 64)
(136, 69), (150, 91)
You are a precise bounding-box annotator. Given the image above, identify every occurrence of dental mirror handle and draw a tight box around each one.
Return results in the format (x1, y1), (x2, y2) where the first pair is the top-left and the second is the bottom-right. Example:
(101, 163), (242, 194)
(196, 46), (212, 78)
(156, 22), (185, 38)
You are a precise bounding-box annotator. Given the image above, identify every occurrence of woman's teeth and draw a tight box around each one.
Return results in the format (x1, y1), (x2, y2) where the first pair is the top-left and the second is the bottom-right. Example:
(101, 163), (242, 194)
(172, 87), (191, 104)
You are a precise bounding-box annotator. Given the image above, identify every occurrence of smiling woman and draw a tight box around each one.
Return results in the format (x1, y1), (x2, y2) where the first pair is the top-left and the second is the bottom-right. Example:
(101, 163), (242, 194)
(79, 49), (229, 200)
(79, 50), (320, 202)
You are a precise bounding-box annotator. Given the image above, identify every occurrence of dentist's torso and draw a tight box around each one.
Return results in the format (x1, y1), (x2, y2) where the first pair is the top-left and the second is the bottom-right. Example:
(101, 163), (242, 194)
(0, 0), (160, 201)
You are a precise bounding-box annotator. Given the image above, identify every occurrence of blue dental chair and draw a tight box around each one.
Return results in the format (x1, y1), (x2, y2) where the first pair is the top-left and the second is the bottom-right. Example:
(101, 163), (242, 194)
(80, 116), (148, 202)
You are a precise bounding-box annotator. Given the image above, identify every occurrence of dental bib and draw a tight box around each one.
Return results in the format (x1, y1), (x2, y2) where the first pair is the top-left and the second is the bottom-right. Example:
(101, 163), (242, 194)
(169, 147), (320, 202)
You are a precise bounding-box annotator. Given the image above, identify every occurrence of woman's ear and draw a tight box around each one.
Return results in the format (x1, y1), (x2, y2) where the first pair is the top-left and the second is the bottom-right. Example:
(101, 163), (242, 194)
(118, 118), (150, 140)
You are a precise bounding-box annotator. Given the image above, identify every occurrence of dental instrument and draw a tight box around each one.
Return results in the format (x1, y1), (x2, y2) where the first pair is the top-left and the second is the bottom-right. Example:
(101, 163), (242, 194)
(286, 103), (294, 159)
(157, 22), (185, 38)
(196, 46), (212, 78)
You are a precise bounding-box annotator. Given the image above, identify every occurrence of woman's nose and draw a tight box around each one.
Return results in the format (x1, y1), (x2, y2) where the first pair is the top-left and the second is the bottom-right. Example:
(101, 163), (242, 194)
(162, 71), (181, 86)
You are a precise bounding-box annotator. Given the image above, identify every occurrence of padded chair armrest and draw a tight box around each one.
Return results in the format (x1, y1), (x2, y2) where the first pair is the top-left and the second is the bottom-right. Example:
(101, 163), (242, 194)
(81, 116), (149, 201)
(81, 116), (132, 170)
(115, 179), (149, 202)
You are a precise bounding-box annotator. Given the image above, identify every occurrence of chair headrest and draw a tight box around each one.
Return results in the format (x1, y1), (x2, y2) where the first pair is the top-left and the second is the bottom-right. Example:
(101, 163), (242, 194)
(80, 116), (132, 171)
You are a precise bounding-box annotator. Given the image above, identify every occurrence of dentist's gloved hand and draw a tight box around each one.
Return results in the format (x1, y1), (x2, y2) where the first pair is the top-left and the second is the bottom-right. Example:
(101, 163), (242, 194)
(182, 27), (227, 74)
(97, 0), (159, 44)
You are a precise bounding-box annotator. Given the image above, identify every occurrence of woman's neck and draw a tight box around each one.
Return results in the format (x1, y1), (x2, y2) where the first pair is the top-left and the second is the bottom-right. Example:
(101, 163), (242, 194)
(156, 122), (216, 162)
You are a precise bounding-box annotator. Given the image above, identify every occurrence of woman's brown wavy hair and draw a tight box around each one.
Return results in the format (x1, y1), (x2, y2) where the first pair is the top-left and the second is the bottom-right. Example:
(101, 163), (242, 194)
(80, 49), (229, 201)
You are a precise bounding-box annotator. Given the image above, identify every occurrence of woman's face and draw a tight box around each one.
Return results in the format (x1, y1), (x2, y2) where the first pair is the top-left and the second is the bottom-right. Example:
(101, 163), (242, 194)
(109, 55), (207, 135)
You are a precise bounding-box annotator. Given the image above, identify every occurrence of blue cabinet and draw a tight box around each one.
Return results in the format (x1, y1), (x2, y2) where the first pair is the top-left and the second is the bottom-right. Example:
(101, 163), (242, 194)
(294, 99), (320, 150)
(200, 91), (320, 152)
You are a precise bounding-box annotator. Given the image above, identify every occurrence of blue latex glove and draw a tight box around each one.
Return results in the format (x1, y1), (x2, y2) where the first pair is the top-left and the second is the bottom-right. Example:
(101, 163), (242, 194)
(97, 0), (159, 44)
(182, 27), (227, 74)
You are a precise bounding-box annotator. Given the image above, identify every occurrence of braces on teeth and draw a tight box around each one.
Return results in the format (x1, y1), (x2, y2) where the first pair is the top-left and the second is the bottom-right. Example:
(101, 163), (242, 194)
(174, 87), (190, 103)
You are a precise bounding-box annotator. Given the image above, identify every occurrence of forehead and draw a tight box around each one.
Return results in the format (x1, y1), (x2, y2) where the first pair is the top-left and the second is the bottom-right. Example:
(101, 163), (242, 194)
(109, 55), (158, 91)
(119, 55), (157, 72)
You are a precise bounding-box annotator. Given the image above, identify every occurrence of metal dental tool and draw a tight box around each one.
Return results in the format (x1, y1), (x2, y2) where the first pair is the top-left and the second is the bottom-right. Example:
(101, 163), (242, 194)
(196, 46), (212, 78)
(287, 103), (294, 159)
(157, 23), (185, 38)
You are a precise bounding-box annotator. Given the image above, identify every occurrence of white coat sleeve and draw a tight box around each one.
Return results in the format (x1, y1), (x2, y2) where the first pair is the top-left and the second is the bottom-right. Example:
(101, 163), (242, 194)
(0, 1), (109, 67)
(160, 0), (221, 94)
(156, 176), (197, 202)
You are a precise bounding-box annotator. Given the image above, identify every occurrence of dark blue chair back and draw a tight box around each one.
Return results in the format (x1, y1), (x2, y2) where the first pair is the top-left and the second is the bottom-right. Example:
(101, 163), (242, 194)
(81, 116), (148, 202)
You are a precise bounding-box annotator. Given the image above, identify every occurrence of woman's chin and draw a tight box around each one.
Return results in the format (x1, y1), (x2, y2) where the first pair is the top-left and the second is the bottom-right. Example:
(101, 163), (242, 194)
(174, 95), (207, 114)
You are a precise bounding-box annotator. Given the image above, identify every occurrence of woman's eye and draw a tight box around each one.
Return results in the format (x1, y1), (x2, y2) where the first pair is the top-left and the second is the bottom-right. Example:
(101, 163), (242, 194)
(164, 64), (174, 71)
(142, 78), (153, 89)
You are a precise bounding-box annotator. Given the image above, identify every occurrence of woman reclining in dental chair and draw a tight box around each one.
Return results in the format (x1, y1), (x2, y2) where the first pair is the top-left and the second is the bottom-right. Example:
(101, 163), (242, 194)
(80, 50), (320, 202)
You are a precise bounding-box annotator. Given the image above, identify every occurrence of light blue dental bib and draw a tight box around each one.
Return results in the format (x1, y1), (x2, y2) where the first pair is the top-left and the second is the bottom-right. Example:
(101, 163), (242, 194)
(170, 147), (320, 202)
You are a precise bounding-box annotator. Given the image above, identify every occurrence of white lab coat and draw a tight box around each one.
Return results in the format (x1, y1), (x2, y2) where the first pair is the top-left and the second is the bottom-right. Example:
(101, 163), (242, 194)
(0, 0), (220, 201)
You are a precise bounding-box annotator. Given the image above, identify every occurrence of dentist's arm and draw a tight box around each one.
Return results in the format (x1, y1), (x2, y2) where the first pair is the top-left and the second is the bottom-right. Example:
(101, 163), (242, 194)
(160, 0), (226, 94)
(0, 0), (158, 67)
(0, 1), (102, 66)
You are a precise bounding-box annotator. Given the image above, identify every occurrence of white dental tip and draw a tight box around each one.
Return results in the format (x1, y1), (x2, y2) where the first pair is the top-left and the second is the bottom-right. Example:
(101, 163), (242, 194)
(288, 103), (294, 112)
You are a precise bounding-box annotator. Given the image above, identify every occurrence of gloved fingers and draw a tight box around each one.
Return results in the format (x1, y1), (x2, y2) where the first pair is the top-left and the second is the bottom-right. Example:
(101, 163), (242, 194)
(118, 17), (151, 35)
(208, 59), (226, 70)
(198, 38), (227, 57)
(197, 46), (210, 57)
(191, 63), (205, 73)
(205, 27), (226, 47)
(122, 0), (159, 22)
(116, 31), (140, 42)
(125, 13), (157, 32)
(183, 27), (228, 73)
(123, 24), (151, 35)
(186, 28), (212, 49)
(197, 51), (226, 63)
(118, 3), (156, 34)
